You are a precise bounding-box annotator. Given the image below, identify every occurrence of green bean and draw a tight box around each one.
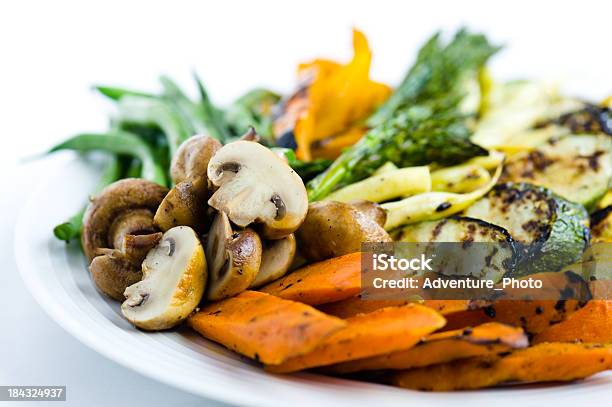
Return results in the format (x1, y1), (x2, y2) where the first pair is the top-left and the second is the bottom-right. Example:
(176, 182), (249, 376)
(49, 131), (167, 186)
(116, 95), (191, 157)
(94, 85), (154, 101)
(193, 72), (232, 142)
(159, 76), (207, 136)
(53, 156), (123, 242)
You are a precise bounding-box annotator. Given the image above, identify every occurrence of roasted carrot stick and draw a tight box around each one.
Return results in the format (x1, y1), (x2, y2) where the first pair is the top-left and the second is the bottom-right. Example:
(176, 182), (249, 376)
(188, 291), (346, 365)
(533, 300), (612, 344)
(328, 322), (527, 374)
(389, 343), (612, 391)
(260, 252), (362, 305)
(265, 304), (445, 373)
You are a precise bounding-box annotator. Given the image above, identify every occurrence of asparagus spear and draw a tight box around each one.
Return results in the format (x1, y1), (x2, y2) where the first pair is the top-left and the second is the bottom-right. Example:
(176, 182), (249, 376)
(306, 29), (500, 201)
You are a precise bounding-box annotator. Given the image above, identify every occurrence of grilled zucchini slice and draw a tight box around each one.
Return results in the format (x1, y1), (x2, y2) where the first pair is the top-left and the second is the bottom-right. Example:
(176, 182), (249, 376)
(502, 135), (612, 210)
(464, 183), (589, 276)
(400, 216), (517, 282)
(591, 206), (612, 243)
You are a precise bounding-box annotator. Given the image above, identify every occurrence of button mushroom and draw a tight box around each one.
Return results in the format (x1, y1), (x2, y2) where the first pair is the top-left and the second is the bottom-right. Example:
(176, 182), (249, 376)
(250, 234), (297, 288)
(207, 140), (308, 239)
(154, 178), (208, 233)
(295, 200), (392, 262)
(155, 135), (222, 232)
(121, 226), (207, 331)
(205, 211), (262, 301)
(82, 179), (168, 300)
(171, 134), (222, 185)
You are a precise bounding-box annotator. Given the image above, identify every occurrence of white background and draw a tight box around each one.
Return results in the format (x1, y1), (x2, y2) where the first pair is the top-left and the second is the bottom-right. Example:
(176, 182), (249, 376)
(1, 1), (610, 406)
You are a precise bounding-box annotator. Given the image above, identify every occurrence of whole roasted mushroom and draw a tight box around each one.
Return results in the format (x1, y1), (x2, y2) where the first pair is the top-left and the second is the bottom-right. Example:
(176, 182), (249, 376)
(296, 200), (392, 262)
(171, 134), (222, 185)
(207, 140), (308, 239)
(205, 211), (262, 301)
(155, 135), (222, 232)
(82, 178), (168, 300)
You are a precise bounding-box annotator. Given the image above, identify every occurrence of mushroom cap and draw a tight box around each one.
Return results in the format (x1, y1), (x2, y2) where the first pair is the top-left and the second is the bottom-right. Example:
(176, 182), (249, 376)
(154, 178), (209, 233)
(296, 201), (392, 262)
(121, 226), (207, 331)
(82, 179), (168, 261)
(249, 234), (296, 288)
(349, 200), (388, 228)
(109, 209), (157, 250)
(171, 134), (222, 185)
(90, 250), (143, 301)
(207, 141), (308, 239)
(205, 211), (262, 301)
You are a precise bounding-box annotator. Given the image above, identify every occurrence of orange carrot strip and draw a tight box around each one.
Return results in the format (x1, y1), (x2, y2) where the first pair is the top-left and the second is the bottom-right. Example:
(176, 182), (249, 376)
(329, 322), (527, 374)
(188, 291), (346, 365)
(319, 298), (478, 319)
(533, 300), (612, 344)
(390, 343), (612, 391)
(265, 304), (445, 373)
(260, 252), (362, 305)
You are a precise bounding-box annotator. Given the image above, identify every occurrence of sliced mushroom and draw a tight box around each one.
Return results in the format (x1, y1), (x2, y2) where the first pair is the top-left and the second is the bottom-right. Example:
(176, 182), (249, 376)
(121, 226), (207, 331)
(154, 178), (208, 233)
(205, 211), (262, 301)
(171, 134), (222, 185)
(82, 179), (168, 299)
(296, 201), (392, 262)
(250, 234), (297, 288)
(207, 140), (308, 239)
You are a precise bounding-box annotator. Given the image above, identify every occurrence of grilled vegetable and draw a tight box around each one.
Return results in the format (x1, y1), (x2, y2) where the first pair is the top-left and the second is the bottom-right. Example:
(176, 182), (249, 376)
(188, 291), (346, 365)
(533, 300), (612, 344)
(472, 80), (583, 149)
(431, 164), (491, 193)
(400, 217), (517, 282)
(265, 304), (446, 373)
(319, 298), (477, 319)
(328, 322), (527, 374)
(324, 166), (431, 203)
(464, 183), (589, 275)
(543, 105), (612, 136)
(260, 252), (361, 305)
(388, 343), (612, 391)
(274, 29), (391, 161)
(443, 298), (585, 335)
(382, 163), (502, 230)
(502, 135), (612, 210)
(306, 29), (498, 201)
(591, 206), (612, 243)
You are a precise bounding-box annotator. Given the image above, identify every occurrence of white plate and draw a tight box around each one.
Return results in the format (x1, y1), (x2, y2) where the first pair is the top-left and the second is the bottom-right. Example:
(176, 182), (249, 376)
(15, 158), (612, 407)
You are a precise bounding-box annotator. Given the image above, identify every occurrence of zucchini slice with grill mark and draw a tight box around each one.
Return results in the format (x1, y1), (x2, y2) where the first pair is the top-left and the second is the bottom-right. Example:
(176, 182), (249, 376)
(400, 216), (517, 282)
(502, 135), (612, 211)
(463, 183), (589, 276)
(591, 206), (612, 243)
